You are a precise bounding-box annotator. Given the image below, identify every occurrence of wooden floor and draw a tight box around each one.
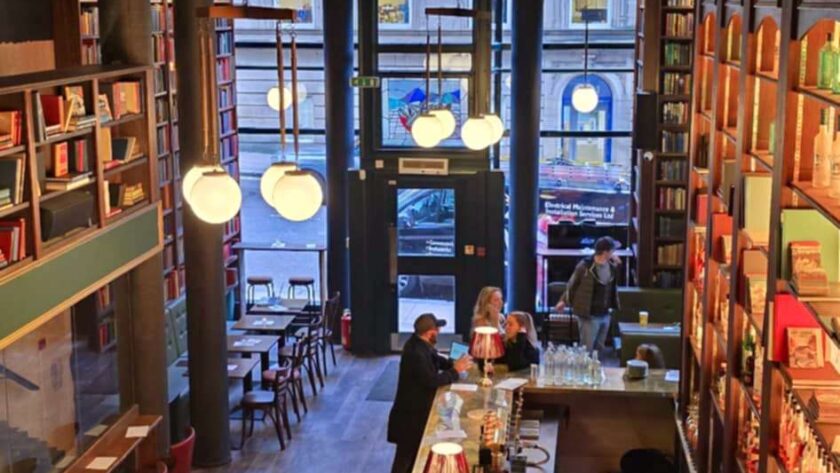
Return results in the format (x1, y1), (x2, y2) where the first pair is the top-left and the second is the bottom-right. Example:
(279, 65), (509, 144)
(197, 349), (400, 473)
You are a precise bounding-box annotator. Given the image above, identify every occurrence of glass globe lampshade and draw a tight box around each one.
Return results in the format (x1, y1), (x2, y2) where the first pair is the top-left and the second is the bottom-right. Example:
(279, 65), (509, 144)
(272, 170), (324, 222)
(411, 113), (444, 148)
(295, 82), (308, 103)
(267, 86), (294, 111)
(482, 113), (504, 145)
(430, 108), (456, 140)
(182, 164), (219, 205)
(571, 83), (599, 114)
(188, 170), (242, 224)
(461, 116), (493, 150)
(260, 162), (297, 206)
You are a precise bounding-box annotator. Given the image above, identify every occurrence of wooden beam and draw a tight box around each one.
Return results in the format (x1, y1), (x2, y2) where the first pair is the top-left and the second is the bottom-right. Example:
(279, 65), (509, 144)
(196, 5), (295, 21)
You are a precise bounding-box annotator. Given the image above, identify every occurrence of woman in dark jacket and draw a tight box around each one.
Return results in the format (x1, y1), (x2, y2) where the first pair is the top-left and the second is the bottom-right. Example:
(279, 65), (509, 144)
(500, 311), (540, 371)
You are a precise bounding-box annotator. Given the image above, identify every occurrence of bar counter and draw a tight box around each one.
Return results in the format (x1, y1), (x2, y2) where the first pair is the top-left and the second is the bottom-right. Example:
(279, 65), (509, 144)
(412, 367), (678, 472)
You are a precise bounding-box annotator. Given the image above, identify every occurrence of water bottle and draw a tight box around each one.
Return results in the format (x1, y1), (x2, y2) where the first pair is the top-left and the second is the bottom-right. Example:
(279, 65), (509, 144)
(590, 350), (604, 386)
(544, 343), (555, 385)
(581, 351), (592, 386)
(553, 347), (564, 385)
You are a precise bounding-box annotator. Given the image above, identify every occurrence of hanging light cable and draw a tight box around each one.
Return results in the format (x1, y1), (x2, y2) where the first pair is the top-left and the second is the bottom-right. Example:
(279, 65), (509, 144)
(261, 21), (296, 205)
(184, 17), (241, 224)
(411, 14), (444, 148)
(571, 4), (599, 113)
(430, 16), (456, 140)
(272, 20), (324, 221)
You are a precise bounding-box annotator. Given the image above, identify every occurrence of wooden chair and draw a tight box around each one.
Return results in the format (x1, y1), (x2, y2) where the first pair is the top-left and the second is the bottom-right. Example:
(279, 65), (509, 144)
(262, 358), (303, 425)
(315, 292), (341, 372)
(240, 369), (291, 450)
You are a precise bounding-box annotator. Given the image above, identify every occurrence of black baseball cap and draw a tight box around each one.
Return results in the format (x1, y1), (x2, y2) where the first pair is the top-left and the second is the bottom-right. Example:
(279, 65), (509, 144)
(594, 236), (620, 254)
(414, 313), (447, 335)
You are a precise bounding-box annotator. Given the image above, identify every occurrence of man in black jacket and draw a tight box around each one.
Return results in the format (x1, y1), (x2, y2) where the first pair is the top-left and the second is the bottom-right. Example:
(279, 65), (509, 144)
(388, 313), (472, 473)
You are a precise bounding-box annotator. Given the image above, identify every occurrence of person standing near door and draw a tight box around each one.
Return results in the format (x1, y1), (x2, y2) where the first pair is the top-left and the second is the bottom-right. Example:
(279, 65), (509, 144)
(388, 313), (472, 473)
(555, 236), (621, 354)
(472, 286), (505, 332)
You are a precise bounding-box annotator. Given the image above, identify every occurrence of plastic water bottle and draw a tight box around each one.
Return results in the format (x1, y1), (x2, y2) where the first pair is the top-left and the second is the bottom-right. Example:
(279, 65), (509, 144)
(581, 351), (592, 385)
(590, 350), (604, 386)
(553, 347), (564, 385)
(544, 343), (555, 385)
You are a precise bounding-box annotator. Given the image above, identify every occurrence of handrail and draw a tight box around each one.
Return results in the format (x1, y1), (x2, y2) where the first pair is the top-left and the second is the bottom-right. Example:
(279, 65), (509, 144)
(0, 364), (39, 391)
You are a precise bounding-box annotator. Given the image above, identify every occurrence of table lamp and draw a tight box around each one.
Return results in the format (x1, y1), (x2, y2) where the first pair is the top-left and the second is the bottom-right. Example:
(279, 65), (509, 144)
(423, 442), (469, 473)
(470, 326), (505, 387)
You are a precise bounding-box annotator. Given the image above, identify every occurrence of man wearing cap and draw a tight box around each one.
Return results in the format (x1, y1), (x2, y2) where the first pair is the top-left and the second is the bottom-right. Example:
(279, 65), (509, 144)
(388, 313), (472, 473)
(555, 236), (622, 354)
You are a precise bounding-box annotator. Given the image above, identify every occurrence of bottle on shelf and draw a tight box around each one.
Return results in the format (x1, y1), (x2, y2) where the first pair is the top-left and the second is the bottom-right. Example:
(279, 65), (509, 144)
(814, 109), (832, 188)
(830, 115), (840, 201)
(819, 34), (837, 90)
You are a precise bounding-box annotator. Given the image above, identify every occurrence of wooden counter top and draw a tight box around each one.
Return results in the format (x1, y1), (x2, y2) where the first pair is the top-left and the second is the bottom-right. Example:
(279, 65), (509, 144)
(411, 366), (677, 471)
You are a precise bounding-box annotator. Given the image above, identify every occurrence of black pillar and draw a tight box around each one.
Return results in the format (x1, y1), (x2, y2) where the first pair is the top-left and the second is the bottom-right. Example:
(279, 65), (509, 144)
(174, 0), (232, 466)
(508, 0), (543, 314)
(324, 0), (353, 309)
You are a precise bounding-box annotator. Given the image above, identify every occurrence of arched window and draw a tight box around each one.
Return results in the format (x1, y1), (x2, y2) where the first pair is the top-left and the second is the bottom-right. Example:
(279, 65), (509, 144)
(561, 74), (613, 163)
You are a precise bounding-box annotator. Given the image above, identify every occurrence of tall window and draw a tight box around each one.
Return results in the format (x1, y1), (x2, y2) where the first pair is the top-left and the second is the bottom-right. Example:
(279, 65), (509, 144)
(561, 74), (613, 163)
(569, 0), (609, 27)
(379, 0), (412, 27)
(275, 0), (314, 25)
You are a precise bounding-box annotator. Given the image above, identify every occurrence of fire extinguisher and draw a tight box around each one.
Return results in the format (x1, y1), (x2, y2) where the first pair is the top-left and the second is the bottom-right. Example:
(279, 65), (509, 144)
(341, 309), (352, 350)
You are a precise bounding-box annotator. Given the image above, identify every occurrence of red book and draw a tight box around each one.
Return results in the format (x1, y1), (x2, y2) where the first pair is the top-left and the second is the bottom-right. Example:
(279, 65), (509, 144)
(0, 218), (25, 261)
(40, 95), (65, 127)
(51, 142), (69, 177)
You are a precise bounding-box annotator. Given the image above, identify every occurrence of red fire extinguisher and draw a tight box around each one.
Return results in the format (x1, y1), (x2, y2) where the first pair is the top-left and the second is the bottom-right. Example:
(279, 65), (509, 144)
(341, 309), (352, 350)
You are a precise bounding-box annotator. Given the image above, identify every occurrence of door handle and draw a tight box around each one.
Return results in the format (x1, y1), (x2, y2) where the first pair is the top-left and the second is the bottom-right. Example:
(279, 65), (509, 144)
(388, 225), (397, 285)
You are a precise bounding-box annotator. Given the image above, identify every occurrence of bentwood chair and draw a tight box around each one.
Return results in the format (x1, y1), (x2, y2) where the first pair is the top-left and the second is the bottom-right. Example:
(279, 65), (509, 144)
(240, 369), (291, 450)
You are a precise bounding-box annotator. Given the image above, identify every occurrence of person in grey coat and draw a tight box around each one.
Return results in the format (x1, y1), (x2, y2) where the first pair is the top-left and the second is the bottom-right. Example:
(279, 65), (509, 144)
(555, 236), (621, 354)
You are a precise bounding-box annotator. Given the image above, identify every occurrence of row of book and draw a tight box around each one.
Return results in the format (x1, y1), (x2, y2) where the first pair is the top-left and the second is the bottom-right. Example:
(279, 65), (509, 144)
(657, 243), (685, 266)
(163, 244), (175, 270)
(224, 215), (241, 241)
(0, 110), (23, 150)
(80, 7), (99, 37)
(695, 134), (710, 169)
(220, 110), (236, 135)
(95, 285), (112, 313)
(96, 318), (116, 351)
(154, 67), (167, 95)
(658, 215), (685, 238)
(217, 57), (234, 83)
(658, 187), (687, 210)
(150, 4), (173, 33)
(223, 160), (240, 181)
(662, 131), (688, 153)
(662, 72), (691, 95)
(215, 18), (232, 30)
(103, 81), (142, 120)
(161, 183), (173, 210)
(152, 35), (174, 64)
(0, 154), (25, 208)
(81, 43), (101, 66)
(157, 126), (171, 156)
(0, 218), (26, 267)
(659, 159), (687, 181)
(46, 139), (93, 192)
(664, 43), (692, 67)
(221, 134), (238, 161)
(653, 269), (683, 289)
(165, 268), (184, 301)
(216, 31), (234, 56)
(219, 84), (236, 109)
(155, 97), (171, 123)
(664, 13), (694, 37)
(158, 156), (171, 184)
(662, 102), (688, 125)
(665, 0), (693, 7)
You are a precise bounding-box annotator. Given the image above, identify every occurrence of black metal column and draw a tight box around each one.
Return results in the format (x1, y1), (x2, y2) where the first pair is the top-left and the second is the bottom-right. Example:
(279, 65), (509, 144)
(507, 0), (543, 314)
(324, 0), (353, 309)
(174, 0), (232, 466)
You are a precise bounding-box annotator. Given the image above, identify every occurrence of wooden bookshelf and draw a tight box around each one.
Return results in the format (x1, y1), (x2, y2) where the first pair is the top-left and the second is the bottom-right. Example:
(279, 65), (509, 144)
(53, 0), (102, 68)
(0, 65), (157, 281)
(633, 0), (695, 288)
(674, 2), (840, 473)
(74, 283), (116, 352)
(215, 0), (242, 314)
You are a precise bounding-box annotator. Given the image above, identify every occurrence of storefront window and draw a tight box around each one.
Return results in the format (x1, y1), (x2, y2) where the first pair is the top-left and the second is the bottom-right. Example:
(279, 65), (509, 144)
(569, 0), (609, 27)
(379, 0), (411, 27)
(276, 0), (314, 25)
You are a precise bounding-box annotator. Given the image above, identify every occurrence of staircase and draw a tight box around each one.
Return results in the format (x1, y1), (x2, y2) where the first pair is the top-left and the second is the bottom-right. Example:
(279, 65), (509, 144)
(0, 421), (66, 473)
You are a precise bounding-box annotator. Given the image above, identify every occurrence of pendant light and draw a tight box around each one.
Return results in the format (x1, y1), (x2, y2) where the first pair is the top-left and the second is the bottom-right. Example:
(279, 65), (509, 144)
(430, 17), (456, 140)
(571, 4), (599, 114)
(461, 116), (493, 150)
(184, 17), (241, 224)
(270, 20), (324, 221)
(261, 22), (297, 206)
(411, 19), (443, 148)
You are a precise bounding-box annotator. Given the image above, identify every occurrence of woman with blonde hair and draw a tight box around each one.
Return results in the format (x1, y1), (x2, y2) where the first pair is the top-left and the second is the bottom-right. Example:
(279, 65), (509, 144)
(472, 286), (505, 331)
(499, 311), (540, 371)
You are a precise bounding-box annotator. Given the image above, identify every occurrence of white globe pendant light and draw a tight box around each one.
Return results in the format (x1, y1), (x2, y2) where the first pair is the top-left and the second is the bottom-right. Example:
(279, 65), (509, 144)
(182, 164), (219, 205)
(272, 170), (324, 222)
(267, 86), (293, 111)
(260, 162), (297, 206)
(411, 113), (444, 148)
(430, 108), (456, 140)
(482, 113), (504, 145)
(188, 170), (242, 224)
(461, 116), (493, 150)
(571, 83), (599, 114)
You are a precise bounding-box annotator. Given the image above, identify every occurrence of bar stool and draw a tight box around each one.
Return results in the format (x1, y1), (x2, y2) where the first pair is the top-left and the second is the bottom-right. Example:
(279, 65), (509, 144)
(287, 276), (315, 303)
(246, 276), (275, 306)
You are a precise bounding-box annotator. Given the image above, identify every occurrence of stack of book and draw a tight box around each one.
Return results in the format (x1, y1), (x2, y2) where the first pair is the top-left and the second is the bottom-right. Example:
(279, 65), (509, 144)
(103, 81), (142, 119)
(808, 390), (840, 423)
(0, 218), (26, 265)
(790, 241), (829, 296)
(45, 142), (93, 191)
(0, 110), (22, 150)
(108, 182), (145, 210)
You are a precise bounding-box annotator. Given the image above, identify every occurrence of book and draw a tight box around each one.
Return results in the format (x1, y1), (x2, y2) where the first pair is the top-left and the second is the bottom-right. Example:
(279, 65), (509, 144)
(111, 137), (137, 161)
(40, 95), (65, 128)
(51, 142), (69, 177)
(98, 127), (113, 163)
(0, 218), (26, 261)
(44, 173), (93, 192)
(68, 139), (89, 173)
(97, 94), (112, 123)
(0, 110), (21, 147)
(32, 92), (46, 141)
(63, 86), (87, 117)
(0, 156), (23, 205)
(788, 327), (824, 369)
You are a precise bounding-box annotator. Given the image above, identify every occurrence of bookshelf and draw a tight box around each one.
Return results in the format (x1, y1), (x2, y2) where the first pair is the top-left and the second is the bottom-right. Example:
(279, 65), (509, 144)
(673, 2), (840, 472)
(633, 0), (695, 288)
(74, 283), (116, 352)
(53, 0), (102, 68)
(215, 0), (242, 315)
(0, 65), (157, 281)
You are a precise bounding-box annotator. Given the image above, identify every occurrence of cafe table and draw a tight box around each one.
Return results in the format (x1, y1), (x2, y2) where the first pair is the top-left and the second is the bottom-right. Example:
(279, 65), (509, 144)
(227, 356), (261, 393)
(232, 315), (295, 335)
(247, 298), (311, 315)
(227, 334), (279, 387)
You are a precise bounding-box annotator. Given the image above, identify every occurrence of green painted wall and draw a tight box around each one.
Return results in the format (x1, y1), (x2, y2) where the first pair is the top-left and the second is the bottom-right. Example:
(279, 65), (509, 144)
(0, 207), (159, 341)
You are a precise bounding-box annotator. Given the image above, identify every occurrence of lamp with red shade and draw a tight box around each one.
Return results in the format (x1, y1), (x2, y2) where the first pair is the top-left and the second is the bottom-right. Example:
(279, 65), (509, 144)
(470, 326), (505, 387)
(423, 442), (469, 473)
